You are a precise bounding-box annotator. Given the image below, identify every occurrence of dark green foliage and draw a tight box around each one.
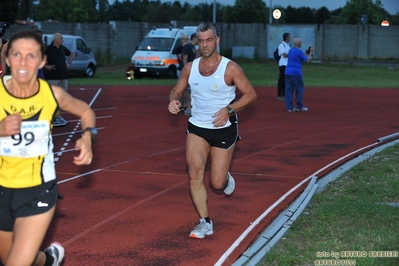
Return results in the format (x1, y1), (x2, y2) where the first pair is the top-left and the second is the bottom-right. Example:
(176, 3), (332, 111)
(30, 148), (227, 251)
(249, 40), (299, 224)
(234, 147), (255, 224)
(6, 0), (399, 25)
(0, 0), (19, 24)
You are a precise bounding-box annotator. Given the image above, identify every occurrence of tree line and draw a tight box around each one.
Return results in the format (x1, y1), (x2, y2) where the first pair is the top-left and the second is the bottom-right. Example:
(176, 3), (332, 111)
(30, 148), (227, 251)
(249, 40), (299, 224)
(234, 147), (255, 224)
(1, 0), (398, 26)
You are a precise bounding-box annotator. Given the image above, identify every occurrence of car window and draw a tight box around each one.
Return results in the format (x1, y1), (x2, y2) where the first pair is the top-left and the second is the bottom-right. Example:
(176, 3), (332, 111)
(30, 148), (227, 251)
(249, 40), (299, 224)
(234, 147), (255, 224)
(138, 38), (174, 52)
(76, 38), (89, 53)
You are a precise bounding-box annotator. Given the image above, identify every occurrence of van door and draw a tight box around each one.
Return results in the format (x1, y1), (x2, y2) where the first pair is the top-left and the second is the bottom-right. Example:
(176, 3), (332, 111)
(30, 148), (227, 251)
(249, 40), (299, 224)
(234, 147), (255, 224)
(61, 37), (77, 73)
(70, 38), (89, 72)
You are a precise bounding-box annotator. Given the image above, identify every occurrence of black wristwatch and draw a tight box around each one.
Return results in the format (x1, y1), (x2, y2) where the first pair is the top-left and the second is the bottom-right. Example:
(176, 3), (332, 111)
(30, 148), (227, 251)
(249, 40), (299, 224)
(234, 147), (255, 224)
(226, 106), (235, 116)
(82, 127), (98, 144)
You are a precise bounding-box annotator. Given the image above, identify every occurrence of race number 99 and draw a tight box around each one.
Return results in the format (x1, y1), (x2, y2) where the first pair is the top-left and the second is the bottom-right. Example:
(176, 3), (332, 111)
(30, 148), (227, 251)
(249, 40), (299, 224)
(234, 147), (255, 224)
(12, 132), (35, 146)
(0, 120), (50, 157)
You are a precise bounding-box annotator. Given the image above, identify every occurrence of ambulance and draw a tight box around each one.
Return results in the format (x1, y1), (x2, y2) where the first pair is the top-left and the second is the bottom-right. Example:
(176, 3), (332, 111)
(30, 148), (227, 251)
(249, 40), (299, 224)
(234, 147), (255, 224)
(126, 26), (197, 79)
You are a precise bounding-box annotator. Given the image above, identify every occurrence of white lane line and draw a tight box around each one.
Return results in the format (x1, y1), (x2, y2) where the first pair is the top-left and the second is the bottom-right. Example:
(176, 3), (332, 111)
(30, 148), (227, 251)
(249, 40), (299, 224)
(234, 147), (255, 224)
(58, 169), (103, 184)
(57, 115), (112, 125)
(52, 127), (105, 138)
(88, 89), (102, 107)
(54, 123), (81, 161)
(54, 88), (102, 162)
(57, 146), (184, 184)
(92, 107), (117, 111)
(61, 179), (187, 246)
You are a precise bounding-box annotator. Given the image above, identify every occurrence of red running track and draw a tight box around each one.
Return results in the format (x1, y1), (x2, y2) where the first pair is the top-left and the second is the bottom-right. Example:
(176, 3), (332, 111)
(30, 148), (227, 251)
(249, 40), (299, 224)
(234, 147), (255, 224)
(42, 85), (399, 265)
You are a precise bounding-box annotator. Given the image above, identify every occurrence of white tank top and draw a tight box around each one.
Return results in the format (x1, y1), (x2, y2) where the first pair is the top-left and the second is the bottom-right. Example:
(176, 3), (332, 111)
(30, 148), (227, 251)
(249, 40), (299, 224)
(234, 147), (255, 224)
(188, 56), (236, 129)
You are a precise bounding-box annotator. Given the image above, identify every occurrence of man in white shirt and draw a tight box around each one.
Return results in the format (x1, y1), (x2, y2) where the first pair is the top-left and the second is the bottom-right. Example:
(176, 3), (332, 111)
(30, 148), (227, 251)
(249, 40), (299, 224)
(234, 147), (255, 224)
(277, 33), (291, 100)
(168, 22), (257, 239)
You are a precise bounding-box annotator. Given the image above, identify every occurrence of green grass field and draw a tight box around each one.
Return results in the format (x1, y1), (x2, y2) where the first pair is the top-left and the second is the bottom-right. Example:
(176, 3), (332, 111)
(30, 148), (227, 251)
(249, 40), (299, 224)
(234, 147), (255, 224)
(260, 143), (399, 266)
(69, 60), (399, 88)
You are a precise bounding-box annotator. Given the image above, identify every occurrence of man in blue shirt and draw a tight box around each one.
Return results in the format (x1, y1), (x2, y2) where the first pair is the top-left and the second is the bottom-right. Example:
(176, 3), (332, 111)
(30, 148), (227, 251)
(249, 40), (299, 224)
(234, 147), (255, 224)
(284, 38), (314, 112)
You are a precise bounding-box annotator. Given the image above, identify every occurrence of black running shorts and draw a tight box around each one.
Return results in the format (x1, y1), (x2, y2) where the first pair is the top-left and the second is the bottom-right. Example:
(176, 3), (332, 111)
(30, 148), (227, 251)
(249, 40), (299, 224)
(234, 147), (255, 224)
(0, 180), (58, 231)
(187, 121), (241, 149)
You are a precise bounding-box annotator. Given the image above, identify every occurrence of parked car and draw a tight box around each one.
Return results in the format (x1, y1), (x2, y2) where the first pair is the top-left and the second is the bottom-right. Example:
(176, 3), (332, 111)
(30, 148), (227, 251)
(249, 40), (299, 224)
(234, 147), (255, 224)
(43, 34), (97, 78)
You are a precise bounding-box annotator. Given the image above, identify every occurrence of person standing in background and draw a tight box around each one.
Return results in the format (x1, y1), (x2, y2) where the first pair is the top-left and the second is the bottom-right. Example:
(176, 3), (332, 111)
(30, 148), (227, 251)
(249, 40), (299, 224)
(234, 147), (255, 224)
(174, 34), (189, 79)
(0, 37), (8, 78)
(181, 33), (198, 116)
(277, 32), (290, 101)
(173, 34), (189, 111)
(44, 32), (75, 127)
(285, 37), (314, 112)
(182, 33), (198, 66)
(35, 29), (46, 79)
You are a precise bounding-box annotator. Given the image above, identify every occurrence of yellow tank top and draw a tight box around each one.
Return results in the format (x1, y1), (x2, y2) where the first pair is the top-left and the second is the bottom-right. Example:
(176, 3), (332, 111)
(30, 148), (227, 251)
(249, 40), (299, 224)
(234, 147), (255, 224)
(0, 78), (59, 188)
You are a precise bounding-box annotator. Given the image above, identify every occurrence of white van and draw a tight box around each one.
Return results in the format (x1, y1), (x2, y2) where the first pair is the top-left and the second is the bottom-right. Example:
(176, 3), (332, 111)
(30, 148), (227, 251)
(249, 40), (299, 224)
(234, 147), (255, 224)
(42, 34), (97, 78)
(126, 26), (197, 79)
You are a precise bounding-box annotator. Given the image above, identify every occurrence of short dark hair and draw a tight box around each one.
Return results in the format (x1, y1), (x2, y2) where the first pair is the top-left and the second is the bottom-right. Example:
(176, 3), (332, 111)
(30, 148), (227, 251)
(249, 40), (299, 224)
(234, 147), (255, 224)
(197, 22), (220, 39)
(190, 33), (196, 40)
(283, 33), (290, 41)
(6, 29), (45, 58)
(35, 29), (43, 37)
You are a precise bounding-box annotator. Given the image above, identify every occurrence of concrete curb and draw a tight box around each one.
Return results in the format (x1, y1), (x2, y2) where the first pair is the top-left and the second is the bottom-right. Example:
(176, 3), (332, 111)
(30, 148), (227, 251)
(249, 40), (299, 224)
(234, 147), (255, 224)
(233, 136), (399, 266)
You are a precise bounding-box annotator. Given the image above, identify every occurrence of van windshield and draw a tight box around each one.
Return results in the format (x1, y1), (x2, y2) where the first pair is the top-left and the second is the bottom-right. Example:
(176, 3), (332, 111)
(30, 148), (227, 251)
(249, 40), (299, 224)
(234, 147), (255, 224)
(137, 37), (174, 51)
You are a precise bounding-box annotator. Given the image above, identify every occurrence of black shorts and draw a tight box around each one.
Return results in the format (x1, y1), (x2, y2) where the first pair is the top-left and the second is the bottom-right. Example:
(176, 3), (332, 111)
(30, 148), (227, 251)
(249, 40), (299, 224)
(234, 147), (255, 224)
(0, 181), (58, 231)
(187, 121), (241, 149)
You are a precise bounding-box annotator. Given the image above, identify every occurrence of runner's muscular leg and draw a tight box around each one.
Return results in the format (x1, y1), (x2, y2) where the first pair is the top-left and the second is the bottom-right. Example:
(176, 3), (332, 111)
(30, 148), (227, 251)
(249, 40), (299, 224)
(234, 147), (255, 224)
(186, 133), (210, 218)
(0, 230), (12, 265)
(5, 206), (55, 266)
(0, 228), (48, 266)
(209, 144), (235, 189)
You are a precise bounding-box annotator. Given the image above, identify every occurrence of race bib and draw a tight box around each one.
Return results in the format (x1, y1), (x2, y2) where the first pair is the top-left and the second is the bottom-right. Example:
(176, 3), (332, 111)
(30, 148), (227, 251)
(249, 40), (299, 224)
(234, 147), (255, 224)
(0, 120), (50, 157)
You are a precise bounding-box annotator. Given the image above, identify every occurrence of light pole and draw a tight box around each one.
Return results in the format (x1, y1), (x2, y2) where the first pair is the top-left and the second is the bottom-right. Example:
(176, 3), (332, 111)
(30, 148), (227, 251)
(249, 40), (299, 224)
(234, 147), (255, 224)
(213, 0), (216, 23)
(269, 0), (272, 24)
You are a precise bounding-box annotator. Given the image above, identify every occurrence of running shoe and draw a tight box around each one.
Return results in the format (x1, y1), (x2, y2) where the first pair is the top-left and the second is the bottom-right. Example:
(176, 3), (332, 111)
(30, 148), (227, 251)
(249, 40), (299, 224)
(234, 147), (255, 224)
(189, 218), (213, 239)
(53, 117), (68, 127)
(294, 107), (308, 112)
(224, 172), (235, 195)
(44, 242), (65, 266)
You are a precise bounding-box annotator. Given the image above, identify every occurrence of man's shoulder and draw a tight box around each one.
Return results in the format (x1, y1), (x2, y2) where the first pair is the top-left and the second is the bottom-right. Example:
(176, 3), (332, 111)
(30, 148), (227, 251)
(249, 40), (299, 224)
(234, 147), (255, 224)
(224, 57), (238, 71)
(292, 47), (305, 57)
(182, 43), (192, 53)
(174, 45), (183, 53)
(45, 44), (55, 53)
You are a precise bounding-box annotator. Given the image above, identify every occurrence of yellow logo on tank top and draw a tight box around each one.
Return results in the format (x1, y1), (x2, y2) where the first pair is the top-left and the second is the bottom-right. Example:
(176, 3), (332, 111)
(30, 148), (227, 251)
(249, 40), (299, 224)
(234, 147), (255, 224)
(212, 82), (218, 91)
(8, 105), (40, 120)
